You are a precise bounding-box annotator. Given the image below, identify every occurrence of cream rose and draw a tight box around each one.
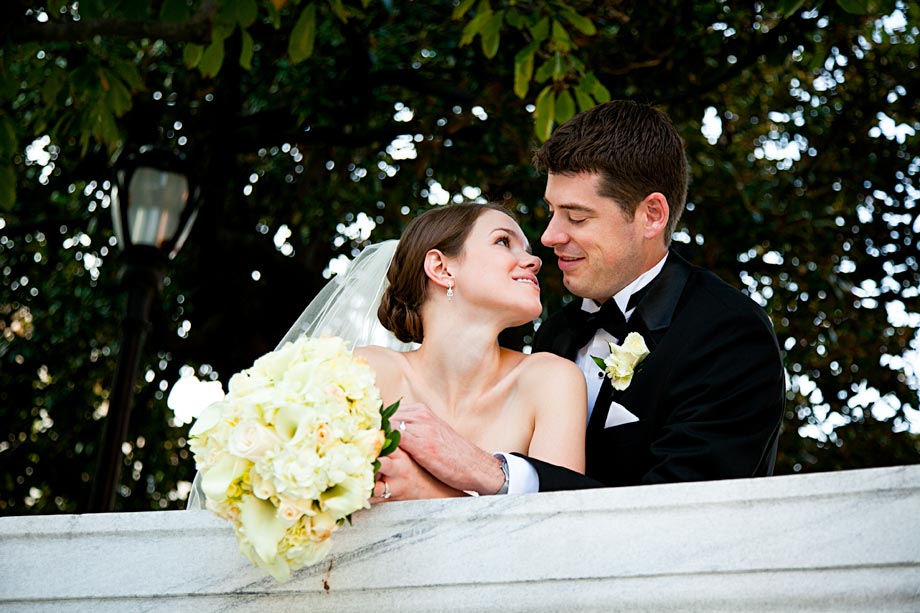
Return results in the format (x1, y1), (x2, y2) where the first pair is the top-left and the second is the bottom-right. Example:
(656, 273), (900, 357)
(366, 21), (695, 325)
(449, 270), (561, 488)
(228, 421), (279, 460)
(599, 332), (650, 391)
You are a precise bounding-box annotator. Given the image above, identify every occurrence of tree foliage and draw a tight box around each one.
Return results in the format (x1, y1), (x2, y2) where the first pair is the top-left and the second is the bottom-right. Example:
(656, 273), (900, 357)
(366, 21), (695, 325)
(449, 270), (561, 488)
(1, 0), (918, 514)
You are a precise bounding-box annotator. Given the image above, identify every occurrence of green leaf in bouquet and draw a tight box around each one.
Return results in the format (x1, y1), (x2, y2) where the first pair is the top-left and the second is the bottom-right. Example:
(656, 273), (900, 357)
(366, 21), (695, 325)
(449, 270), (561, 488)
(380, 431), (400, 457)
(592, 356), (607, 371)
(381, 399), (401, 421)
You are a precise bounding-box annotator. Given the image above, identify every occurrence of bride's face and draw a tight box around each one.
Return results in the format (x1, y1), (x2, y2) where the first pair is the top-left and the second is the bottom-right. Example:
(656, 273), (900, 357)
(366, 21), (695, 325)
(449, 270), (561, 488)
(451, 210), (543, 325)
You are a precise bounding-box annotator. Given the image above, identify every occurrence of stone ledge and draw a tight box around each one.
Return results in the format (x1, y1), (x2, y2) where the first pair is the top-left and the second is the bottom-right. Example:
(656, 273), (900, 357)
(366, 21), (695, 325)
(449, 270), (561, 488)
(1, 465), (919, 612)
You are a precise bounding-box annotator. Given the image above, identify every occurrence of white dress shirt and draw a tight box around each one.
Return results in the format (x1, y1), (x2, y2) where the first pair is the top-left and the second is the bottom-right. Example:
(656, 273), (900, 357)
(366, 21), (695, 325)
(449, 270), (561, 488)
(499, 253), (669, 494)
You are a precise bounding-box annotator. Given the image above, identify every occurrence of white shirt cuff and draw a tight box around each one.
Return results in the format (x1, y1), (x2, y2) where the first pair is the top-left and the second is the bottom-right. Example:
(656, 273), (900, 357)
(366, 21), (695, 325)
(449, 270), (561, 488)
(495, 452), (540, 494)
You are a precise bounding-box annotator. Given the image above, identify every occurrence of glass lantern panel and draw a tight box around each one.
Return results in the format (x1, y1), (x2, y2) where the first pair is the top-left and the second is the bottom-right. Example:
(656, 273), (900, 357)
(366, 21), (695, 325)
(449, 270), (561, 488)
(127, 167), (190, 248)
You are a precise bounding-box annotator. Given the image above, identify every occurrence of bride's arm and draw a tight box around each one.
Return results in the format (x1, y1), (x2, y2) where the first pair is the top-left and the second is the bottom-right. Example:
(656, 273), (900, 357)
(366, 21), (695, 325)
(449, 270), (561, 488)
(524, 354), (587, 474)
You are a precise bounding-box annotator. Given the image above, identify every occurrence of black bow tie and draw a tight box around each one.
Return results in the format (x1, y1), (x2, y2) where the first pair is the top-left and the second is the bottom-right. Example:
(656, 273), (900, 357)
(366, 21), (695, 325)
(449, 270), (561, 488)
(566, 284), (652, 349)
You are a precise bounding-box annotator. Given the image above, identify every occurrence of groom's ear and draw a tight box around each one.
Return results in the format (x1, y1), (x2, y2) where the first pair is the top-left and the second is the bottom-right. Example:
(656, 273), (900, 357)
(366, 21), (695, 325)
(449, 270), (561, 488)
(423, 249), (454, 288)
(639, 192), (670, 241)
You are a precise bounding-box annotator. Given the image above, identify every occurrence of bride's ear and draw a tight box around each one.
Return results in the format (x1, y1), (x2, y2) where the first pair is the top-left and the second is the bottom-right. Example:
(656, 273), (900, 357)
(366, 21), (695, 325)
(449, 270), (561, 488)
(423, 249), (454, 290)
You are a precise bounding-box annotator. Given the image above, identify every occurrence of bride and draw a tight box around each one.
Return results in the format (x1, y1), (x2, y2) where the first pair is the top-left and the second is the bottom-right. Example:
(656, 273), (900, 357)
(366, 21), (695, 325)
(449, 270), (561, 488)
(353, 203), (586, 500)
(188, 202), (585, 508)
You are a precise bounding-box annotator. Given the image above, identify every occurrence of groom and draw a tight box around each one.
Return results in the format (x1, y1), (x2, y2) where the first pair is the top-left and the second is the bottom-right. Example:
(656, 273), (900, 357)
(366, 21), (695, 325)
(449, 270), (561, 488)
(391, 100), (785, 494)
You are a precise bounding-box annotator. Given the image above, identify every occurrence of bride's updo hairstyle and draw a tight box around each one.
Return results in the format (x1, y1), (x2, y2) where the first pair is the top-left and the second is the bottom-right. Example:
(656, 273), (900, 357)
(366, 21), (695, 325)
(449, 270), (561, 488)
(379, 202), (515, 343)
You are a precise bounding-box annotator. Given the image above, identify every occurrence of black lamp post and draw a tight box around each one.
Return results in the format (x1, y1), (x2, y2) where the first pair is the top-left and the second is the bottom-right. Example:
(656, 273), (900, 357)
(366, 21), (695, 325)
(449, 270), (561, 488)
(89, 148), (199, 512)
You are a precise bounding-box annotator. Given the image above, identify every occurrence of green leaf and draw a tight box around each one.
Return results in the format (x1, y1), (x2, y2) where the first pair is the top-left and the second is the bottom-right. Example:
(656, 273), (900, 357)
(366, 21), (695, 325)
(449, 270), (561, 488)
(235, 0), (259, 27)
(529, 16), (550, 42)
(71, 61), (101, 93)
(452, 0), (477, 19)
(41, 76), (65, 106)
(551, 19), (573, 52)
(836, 0), (870, 13)
(592, 77), (610, 103)
(459, 9), (494, 47)
(183, 43), (205, 69)
(534, 85), (555, 142)
(380, 431), (400, 457)
(110, 59), (144, 91)
(573, 82), (594, 112)
(592, 356), (607, 371)
(240, 30), (255, 70)
(555, 89), (575, 124)
(560, 8), (596, 36)
(505, 10), (524, 29)
(104, 70), (133, 116)
(513, 41), (539, 99)
(0, 117), (16, 156)
(212, 23), (236, 45)
(534, 58), (554, 83)
(199, 40), (226, 78)
(480, 11), (504, 59)
(159, 0), (191, 21)
(289, 3), (317, 64)
(0, 164), (15, 211)
(552, 52), (565, 81)
(381, 399), (401, 421)
(328, 0), (352, 23)
(776, 0), (806, 17)
(265, 0), (283, 28)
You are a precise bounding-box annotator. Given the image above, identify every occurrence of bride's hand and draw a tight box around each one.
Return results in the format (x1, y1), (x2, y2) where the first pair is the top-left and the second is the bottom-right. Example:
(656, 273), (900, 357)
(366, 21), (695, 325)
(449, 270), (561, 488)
(390, 403), (506, 496)
(370, 448), (463, 502)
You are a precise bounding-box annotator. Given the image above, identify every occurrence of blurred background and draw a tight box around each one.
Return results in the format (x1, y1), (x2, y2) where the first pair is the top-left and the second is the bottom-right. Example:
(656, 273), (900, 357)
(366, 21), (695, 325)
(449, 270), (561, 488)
(0, 0), (917, 514)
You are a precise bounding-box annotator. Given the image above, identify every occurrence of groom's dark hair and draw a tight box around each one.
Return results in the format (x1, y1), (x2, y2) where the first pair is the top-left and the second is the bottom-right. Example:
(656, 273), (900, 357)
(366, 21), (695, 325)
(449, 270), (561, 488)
(379, 202), (516, 343)
(533, 100), (688, 245)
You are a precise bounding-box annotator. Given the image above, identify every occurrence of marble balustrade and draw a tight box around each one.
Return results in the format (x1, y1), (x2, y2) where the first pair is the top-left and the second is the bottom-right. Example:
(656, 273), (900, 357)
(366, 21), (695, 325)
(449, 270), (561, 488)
(1, 464), (919, 612)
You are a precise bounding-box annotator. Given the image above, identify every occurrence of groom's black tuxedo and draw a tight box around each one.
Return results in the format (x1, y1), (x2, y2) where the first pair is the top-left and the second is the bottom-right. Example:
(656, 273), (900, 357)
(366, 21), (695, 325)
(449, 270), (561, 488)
(527, 250), (785, 490)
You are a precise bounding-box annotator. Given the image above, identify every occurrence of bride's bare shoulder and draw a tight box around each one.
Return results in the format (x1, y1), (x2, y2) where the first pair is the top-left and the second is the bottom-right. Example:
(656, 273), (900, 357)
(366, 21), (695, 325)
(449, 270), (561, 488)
(519, 351), (584, 386)
(354, 345), (407, 373)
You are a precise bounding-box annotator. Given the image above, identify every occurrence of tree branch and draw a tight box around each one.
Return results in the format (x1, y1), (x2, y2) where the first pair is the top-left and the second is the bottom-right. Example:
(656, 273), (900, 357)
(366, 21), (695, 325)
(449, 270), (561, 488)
(5, 0), (218, 44)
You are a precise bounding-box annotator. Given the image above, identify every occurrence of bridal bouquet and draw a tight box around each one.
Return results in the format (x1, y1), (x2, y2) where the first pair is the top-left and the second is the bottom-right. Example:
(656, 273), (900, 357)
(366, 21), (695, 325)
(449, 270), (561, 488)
(189, 336), (400, 582)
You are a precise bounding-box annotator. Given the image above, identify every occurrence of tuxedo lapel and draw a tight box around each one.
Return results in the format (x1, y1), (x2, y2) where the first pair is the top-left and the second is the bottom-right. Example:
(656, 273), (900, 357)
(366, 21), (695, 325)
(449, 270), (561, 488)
(627, 249), (692, 348)
(588, 250), (692, 433)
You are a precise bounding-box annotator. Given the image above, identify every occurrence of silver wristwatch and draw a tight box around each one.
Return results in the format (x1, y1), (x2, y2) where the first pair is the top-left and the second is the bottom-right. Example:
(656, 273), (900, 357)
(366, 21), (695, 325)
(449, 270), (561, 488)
(493, 453), (510, 495)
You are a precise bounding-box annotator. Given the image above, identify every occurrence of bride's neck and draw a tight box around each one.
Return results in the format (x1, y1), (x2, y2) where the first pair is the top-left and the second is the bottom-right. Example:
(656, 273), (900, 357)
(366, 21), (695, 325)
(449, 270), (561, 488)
(411, 315), (504, 409)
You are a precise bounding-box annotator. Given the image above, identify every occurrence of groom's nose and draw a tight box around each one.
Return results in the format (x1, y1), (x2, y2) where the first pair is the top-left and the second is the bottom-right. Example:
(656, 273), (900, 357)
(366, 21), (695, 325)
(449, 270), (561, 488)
(541, 216), (567, 248)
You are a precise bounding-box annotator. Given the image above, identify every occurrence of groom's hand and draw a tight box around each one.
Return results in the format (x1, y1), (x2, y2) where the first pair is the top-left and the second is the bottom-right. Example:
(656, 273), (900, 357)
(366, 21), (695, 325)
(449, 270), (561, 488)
(391, 403), (506, 496)
(371, 448), (464, 502)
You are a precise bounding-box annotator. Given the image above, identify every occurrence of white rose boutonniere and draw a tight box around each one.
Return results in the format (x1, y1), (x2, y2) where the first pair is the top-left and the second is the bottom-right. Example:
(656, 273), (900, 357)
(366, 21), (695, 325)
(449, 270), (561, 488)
(592, 332), (651, 391)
